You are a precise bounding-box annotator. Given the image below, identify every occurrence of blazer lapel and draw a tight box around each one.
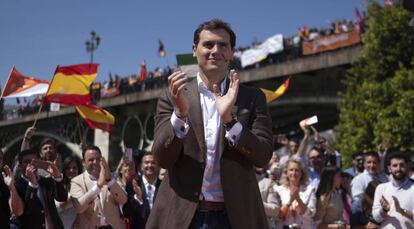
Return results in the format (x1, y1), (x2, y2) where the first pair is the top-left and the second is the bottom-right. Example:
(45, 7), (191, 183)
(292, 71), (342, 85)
(187, 79), (206, 160)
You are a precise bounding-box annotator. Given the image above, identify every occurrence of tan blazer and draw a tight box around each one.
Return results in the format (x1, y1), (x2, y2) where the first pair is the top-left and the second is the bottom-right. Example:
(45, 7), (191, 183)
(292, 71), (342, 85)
(70, 171), (127, 229)
(146, 79), (274, 229)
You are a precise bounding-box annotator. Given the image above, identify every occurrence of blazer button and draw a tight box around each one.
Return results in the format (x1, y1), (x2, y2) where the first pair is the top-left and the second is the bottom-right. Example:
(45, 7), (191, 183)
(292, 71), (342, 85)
(42, 223), (45, 228)
(195, 191), (199, 196)
(41, 210), (44, 214)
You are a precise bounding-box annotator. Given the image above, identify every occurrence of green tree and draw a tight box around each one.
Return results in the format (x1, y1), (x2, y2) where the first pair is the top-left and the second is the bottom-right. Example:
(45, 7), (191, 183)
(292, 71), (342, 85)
(336, 0), (414, 166)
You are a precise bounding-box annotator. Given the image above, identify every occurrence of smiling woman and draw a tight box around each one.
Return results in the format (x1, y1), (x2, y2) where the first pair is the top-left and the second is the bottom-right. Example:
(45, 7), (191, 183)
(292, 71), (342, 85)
(273, 159), (317, 229)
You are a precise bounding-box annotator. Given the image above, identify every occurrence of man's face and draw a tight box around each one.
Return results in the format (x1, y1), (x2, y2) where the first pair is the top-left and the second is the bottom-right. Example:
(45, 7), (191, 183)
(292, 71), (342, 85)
(141, 155), (158, 179)
(388, 158), (408, 181)
(364, 155), (378, 175)
(83, 149), (101, 177)
(353, 155), (364, 171)
(192, 29), (234, 76)
(288, 140), (298, 155)
(40, 143), (56, 161)
(308, 149), (324, 171)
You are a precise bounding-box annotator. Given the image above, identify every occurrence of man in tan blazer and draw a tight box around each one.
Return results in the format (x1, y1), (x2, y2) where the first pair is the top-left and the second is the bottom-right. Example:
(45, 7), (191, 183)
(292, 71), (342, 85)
(146, 19), (273, 229)
(70, 145), (127, 229)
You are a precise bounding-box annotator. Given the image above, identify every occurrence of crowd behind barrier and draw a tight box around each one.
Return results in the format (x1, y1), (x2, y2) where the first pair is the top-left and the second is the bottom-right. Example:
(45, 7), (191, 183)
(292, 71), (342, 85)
(0, 123), (413, 228)
(0, 18), (363, 121)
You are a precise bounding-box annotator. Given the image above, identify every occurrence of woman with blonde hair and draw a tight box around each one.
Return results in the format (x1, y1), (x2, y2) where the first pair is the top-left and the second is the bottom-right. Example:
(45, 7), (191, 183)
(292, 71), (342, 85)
(273, 159), (316, 229)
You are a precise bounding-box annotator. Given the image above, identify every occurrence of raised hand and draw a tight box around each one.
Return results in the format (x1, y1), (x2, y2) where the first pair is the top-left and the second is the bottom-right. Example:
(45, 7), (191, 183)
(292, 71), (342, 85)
(24, 127), (36, 139)
(392, 196), (402, 214)
(25, 163), (38, 185)
(168, 71), (189, 118)
(380, 196), (390, 213)
(97, 158), (111, 189)
(132, 179), (143, 201)
(213, 69), (239, 123)
(2, 165), (14, 188)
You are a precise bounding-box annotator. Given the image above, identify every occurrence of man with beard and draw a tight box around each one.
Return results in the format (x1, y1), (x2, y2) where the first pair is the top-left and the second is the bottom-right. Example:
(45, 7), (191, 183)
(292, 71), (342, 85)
(21, 127), (62, 170)
(372, 151), (414, 228)
(123, 152), (161, 228)
(70, 145), (127, 229)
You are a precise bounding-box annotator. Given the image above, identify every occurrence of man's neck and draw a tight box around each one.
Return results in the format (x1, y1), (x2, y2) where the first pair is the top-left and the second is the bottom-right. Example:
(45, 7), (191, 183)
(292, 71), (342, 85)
(392, 176), (408, 187)
(144, 175), (157, 184)
(199, 71), (226, 91)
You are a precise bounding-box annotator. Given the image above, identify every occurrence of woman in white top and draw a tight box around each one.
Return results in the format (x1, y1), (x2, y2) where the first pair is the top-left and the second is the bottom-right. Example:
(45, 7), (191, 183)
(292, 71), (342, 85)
(273, 159), (316, 229)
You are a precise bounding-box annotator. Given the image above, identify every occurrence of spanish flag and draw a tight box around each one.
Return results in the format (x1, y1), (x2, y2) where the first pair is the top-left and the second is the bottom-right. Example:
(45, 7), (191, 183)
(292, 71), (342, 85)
(43, 64), (98, 105)
(260, 77), (291, 103)
(75, 104), (115, 133)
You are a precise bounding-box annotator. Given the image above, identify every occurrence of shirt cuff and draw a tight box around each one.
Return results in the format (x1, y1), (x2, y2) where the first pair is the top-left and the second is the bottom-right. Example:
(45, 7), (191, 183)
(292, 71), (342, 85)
(92, 184), (101, 195)
(225, 121), (243, 145)
(134, 194), (143, 205)
(28, 182), (39, 189)
(106, 179), (116, 188)
(171, 111), (189, 139)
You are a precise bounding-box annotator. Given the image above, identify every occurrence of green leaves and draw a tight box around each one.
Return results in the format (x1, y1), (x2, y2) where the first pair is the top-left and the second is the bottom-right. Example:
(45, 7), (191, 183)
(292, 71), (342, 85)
(336, 0), (414, 166)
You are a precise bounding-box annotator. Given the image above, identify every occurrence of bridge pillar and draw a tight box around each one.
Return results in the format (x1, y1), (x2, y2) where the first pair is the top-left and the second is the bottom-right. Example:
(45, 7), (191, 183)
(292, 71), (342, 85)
(94, 129), (109, 160)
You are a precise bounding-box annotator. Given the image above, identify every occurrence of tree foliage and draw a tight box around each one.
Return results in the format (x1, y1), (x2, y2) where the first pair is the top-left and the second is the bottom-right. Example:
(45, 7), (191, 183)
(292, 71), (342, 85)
(336, 0), (414, 165)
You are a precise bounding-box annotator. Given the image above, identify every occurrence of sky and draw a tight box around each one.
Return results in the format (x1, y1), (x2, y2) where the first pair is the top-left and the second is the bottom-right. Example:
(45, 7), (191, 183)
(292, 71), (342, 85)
(0, 0), (368, 103)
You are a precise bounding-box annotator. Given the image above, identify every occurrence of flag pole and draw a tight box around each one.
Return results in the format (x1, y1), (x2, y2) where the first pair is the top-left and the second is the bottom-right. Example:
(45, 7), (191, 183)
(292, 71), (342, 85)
(31, 102), (44, 128)
(32, 65), (59, 128)
(76, 115), (85, 145)
(0, 65), (16, 101)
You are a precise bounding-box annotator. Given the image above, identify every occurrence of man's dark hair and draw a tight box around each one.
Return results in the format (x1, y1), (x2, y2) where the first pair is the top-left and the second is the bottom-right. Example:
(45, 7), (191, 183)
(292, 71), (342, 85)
(351, 151), (364, 159)
(82, 145), (102, 159)
(40, 138), (56, 148)
(193, 19), (236, 49)
(364, 151), (380, 161)
(18, 149), (38, 163)
(387, 150), (410, 164)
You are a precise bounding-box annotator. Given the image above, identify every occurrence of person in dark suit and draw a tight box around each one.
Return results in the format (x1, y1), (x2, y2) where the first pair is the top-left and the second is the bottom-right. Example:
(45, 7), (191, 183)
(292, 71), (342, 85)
(122, 152), (161, 229)
(14, 148), (67, 229)
(146, 19), (273, 229)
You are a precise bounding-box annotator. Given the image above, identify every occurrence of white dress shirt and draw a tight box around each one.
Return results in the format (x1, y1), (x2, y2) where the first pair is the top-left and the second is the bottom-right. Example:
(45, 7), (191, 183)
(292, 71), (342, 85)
(142, 176), (157, 209)
(170, 73), (243, 202)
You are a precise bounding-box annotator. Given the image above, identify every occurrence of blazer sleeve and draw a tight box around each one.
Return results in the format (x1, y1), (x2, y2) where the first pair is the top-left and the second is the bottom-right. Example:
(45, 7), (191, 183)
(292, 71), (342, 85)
(53, 179), (68, 202)
(233, 88), (273, 167)
(70, 176), (99, 214)
(152, 89), (184, 169)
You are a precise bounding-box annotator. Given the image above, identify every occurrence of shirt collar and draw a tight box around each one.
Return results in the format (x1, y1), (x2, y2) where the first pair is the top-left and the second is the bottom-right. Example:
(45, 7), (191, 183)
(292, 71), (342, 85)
(391, 177), (412, 189)
(142, 175), (157, 187)
(196, 72), (227, 96)
(86, 171), (97, 181)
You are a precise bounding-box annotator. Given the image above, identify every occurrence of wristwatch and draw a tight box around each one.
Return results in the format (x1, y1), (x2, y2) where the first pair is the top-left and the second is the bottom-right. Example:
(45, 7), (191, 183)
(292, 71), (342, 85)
(223, 118), (238, 131)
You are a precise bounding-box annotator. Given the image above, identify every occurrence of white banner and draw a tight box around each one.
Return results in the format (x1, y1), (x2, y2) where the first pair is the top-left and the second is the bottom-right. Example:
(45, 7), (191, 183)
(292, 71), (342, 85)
(240, 34), (284, 68)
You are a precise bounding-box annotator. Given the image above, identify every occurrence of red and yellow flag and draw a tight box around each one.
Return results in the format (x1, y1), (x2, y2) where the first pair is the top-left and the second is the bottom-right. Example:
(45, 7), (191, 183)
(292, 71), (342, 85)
(1, 66), (49, 98)
(43, 64), (98, 105)
(75, 104), (115, 133)
(260, 77), (291, 103)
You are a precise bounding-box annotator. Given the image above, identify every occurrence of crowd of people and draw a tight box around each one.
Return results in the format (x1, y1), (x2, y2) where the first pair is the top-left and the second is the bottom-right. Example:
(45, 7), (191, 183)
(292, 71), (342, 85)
(0, 122), (413, 228)
(259, 125), (414, 229)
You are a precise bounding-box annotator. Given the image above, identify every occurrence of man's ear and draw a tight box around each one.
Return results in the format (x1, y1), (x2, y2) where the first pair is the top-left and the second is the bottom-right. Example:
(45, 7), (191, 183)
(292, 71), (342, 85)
(388, 165), (392, 174)
(192, 44), (197, 57)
